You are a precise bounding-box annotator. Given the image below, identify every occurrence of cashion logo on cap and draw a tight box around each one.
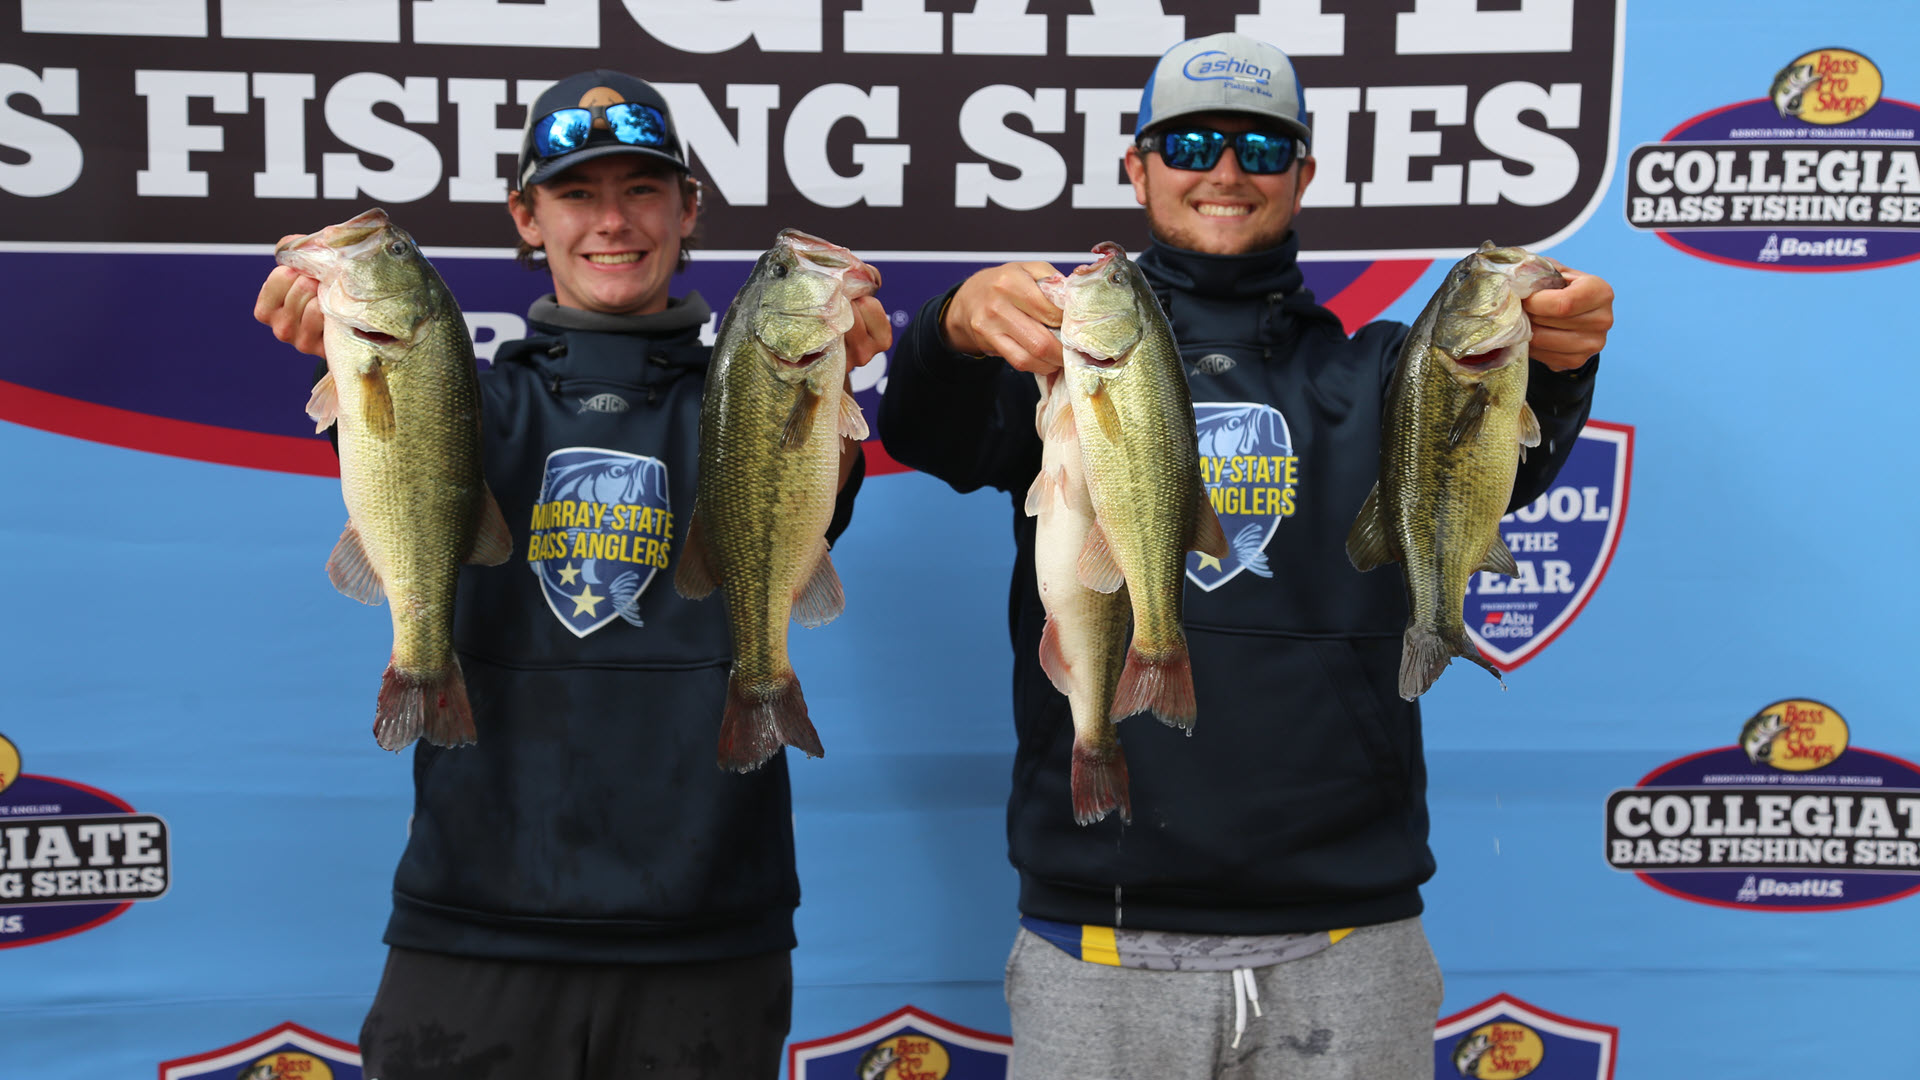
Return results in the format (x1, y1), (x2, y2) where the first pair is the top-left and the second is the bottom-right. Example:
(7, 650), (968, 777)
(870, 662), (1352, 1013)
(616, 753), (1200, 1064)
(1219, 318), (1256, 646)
(1181, 51), (1272, 85)
(1605, 699), (1920, 912)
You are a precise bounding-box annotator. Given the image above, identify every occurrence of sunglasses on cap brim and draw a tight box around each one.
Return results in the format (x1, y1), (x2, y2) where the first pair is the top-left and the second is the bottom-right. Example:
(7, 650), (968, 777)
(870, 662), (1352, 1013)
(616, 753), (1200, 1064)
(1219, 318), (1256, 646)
(530, 102), (670, 160)
(1146, 128), (1303, 175)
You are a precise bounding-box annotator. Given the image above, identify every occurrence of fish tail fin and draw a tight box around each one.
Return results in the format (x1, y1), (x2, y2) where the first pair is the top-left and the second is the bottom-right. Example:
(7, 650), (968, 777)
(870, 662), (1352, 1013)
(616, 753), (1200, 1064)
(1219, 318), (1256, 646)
(374, 654), (476, 752)
(1398, 624), (1506, 700)
(1070, 735), (1131, 826)
(1110, 643), (1196, 731)
(718, 670), (824, 773)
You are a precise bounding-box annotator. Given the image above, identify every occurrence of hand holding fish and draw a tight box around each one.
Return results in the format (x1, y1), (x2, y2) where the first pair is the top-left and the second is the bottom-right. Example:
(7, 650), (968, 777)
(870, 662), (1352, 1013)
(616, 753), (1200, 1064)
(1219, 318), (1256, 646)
(941, 261), (1065, 373)
(255, 243), (330, 358)
(1521, 266), (1613, 371)
(845, 292), (893, 370)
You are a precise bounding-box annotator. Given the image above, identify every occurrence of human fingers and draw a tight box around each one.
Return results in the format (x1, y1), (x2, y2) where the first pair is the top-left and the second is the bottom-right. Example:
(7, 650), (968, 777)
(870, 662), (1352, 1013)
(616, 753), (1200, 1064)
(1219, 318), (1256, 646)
(845, 295), (893, 369)
(1529, 324), (1605, 371)
(1524, 268), (1613, 324)
(946, 264), (1064, 359)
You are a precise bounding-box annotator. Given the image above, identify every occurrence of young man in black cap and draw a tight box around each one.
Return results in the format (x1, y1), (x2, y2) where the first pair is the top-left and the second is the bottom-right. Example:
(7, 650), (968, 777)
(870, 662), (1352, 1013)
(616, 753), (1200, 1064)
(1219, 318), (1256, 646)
(879, 34), (1613, 1079)
(257, 69), (890, 1079)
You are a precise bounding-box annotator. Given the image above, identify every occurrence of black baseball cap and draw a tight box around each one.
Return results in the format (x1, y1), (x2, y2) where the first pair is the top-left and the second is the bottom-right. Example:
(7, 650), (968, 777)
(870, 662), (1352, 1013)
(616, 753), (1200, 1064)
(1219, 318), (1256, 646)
(517, 70), (687, 189)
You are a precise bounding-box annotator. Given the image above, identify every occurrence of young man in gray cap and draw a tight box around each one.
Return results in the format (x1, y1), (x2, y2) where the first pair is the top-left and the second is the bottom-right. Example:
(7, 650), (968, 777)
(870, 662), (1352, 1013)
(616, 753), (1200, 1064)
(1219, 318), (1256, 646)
(879, 33), (1613, 1078)
(257, 69), (890, 1079)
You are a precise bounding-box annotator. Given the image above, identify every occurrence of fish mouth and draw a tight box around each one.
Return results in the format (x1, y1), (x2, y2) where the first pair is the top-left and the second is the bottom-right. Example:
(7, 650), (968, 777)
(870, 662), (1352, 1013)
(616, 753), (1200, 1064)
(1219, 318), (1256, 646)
(775, 346), (830, 368)
(778, 229), (880, 297)
(1070, 242), (1126, 278)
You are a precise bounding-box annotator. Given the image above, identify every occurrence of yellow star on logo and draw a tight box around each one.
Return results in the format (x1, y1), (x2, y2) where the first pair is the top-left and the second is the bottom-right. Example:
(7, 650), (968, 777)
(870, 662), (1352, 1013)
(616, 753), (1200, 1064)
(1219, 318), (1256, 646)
(556, 562), (581, 585)
(1195, 552), (1223, 572)
(571, 585), (603, 618)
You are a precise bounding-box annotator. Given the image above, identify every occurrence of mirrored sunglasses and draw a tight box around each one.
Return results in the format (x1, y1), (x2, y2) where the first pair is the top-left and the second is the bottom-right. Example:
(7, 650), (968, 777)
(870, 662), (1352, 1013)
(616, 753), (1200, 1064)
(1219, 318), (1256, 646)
(530, 102), (669, 160)
(1155, 129), (1300, 175)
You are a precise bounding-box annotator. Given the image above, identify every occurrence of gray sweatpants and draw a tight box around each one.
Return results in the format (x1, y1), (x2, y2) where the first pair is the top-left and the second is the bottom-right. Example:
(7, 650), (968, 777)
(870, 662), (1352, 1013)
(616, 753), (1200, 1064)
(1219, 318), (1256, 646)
(1004, 916), (1443, 1080)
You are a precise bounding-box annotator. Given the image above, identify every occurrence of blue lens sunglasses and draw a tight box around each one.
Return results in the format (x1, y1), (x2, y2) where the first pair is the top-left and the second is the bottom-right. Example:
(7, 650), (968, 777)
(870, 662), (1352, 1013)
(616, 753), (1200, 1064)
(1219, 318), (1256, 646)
(1148, 128), (1302, 175)
(530, 102), (669, 160)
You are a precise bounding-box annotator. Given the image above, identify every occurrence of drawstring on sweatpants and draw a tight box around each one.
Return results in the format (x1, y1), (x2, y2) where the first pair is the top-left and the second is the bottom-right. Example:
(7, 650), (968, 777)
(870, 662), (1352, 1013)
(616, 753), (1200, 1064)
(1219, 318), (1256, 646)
(1230, 967), (1264, 1048)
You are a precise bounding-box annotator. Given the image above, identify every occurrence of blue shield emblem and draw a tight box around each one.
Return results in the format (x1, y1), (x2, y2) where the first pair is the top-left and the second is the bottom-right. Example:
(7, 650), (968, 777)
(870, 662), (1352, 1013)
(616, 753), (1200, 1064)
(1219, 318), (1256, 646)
(1464, 421), (1633, 671)
(789, 1005), (1010, 1079)
(1186, 402), (1298, 592)
(1432, 993), (1616, 1078)
(526, 447), (673, 638)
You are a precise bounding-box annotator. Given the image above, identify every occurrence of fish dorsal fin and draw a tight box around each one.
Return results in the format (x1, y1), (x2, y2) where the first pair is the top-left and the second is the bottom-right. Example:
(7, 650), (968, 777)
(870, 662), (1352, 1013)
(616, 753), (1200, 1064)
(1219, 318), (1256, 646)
(1517, 401), (1542, 462)
(781, 386), (821, 451)
(673, 509), (720, 600)
(306, 372), (340, 433)
(1447, 382), (1491, 448)
(1345, 482), (1398, 573)
(327, 521), (386, 605)
(1190, 492), (1228, 559)
(837, 387), (869, 441)
(1038, 615), (1072, 696)
(361, 365), (396, 439)
(1478, 533), (1519, 577)
(466, 484), (513, 566)
(791, 539), (845, 629)
(1076, 519), (1126, 594)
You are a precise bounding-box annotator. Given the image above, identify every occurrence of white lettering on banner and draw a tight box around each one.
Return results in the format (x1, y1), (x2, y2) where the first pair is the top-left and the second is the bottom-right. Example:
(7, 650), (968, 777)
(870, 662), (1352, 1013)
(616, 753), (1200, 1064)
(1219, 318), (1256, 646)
(1506, 486), (1609, 524)
(956, 86), (1068, 211)
(953, 0), (1046, 57)
(415, 0), (599, 49)
(783, 84), (908, 208)
(844, 0), (942, 55)
(1362, 85), (1465, 207)
(134, 69), (249, 198)
(1069, 88), (1138, 209)
(253, 73), (318, 199)
(1468, 82), (1581, 206)
(223, 0), (398, 43)
(1475, 560), (1574, 595)
(622, 0), (822, 55)
(465, 312), (527, 363)
(0, 66), (83, 198)
(657, 83), (781, 208)
(1396, 0), (1572, 55)
(20, 0), (205, 37)
(28, 826), (80, 869)
(322, 73), (442, 203)
(1301, 86), (1359, 207)
(1236, 0), (1344, 57)
(445, 78), (551, 203)
(1065, 0), (1184, 57)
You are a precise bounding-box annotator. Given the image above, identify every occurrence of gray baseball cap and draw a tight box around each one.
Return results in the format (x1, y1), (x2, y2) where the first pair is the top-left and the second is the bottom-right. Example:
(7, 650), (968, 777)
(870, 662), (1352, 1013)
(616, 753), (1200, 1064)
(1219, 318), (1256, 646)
(1135, 33), (1310, 146)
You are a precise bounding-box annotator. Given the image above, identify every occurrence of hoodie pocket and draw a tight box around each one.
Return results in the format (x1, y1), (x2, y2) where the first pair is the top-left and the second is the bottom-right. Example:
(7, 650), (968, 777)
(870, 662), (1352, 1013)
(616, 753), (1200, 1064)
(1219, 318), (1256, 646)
(1306, 638), (1411, 801)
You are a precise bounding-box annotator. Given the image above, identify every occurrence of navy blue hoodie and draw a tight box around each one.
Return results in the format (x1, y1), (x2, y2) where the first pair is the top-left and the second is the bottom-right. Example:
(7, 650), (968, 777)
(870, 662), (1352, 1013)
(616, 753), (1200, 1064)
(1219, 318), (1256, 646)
(372, 293), (863, 964)
(878, 236), (1595, 935)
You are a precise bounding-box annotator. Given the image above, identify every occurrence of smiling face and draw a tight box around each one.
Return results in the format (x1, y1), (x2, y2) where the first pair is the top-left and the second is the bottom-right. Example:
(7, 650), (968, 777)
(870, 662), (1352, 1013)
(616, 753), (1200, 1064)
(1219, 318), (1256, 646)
(507, 155), (697, 316)
(1123, 111), (1316, 256)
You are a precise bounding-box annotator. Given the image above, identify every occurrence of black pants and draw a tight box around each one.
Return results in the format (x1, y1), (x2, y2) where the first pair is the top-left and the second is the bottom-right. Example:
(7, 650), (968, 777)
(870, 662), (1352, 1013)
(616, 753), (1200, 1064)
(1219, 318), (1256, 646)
(358, 947), (792, 1080)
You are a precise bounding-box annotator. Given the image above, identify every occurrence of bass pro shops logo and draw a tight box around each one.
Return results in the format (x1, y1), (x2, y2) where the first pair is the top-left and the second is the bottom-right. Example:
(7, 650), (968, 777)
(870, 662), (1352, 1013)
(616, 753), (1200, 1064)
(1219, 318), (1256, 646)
(1433, 994), (1617, 1080)
(1625, 49), (1920, 271)
(1605, 699), (1920, 911)
(527, 447), (672, 638)
(159, 1021), (361, 1080)
(789, 1006), (1011, 1080)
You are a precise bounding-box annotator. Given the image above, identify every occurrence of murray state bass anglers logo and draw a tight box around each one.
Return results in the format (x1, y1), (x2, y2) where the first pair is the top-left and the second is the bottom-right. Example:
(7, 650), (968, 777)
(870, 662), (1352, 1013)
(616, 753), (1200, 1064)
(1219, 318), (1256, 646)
(526, 447), (673, 638)
(1186, 402), (1296, 592)
(159, 1021), (361, 1080)
(1625, 48), (1920, 271)
(1433, 994), (1617, 1079)
(0, 732), (169, 949)
(1606, 699), (1920, 911)
(789, 1005), (1011, 1080)
(1463, 421), (1631, 671)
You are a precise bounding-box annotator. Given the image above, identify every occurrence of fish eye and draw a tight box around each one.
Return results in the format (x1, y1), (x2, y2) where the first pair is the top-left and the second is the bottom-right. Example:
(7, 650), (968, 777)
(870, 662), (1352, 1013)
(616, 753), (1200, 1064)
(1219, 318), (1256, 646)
(772, 262), (788, 279)
(1107, 270), (1125, 285)
(387, 239), (409, 257)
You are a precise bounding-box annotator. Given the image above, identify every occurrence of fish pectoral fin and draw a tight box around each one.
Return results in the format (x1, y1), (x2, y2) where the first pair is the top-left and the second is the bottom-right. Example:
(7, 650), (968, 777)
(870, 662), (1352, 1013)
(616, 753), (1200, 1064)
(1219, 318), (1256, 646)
(1190, 492), (1229, 559)
(306, 372), (340, 434)
(359, 364), (397, 439)
(1478, 534), (1520, 577)
(1047, 392), (1078, 442)
(466, 484), (514, 566)
(1076, 519), (1126, 594)
(1447, 383), (1492, 449)
(781, 386), (821, 451)
(672, 509), (720, 600)
(1037, 615), (1072, 696)
(791, 540), (846, 629)
(1345, 482), (1398, 573)
(326, 521), (386, 605)
(1518, 401), (1542, 462)
(1023, 468), (1053, 518)
(1085, 383), (1123, 445)
(836, 388), (870, 441)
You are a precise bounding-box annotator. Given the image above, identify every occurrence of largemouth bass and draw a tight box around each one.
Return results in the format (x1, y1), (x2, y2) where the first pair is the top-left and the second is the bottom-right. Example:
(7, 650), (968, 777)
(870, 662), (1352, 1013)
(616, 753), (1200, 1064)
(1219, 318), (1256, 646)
(675, 230), (876, 772)
(1027, 366), (1133, 824)
(1346, 242), (1568, 700)
(1048, 243), (1226, 729)
(277, 208), (512, 750)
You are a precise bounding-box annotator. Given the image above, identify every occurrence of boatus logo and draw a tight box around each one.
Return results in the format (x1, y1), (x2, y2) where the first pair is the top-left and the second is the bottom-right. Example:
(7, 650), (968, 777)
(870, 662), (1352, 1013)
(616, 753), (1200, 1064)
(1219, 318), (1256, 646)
(1624, 49), (1920, 271)
(1433, 994), (1617, 1079)
(1186, 402), (1297, 592)
(1463, 421), (1631, 671)
(159, 1021), (361, 1079)
(1605, 699), (1920, 911)
(526, 447), (672, 637)
(788, 1005), (1011, 1079)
